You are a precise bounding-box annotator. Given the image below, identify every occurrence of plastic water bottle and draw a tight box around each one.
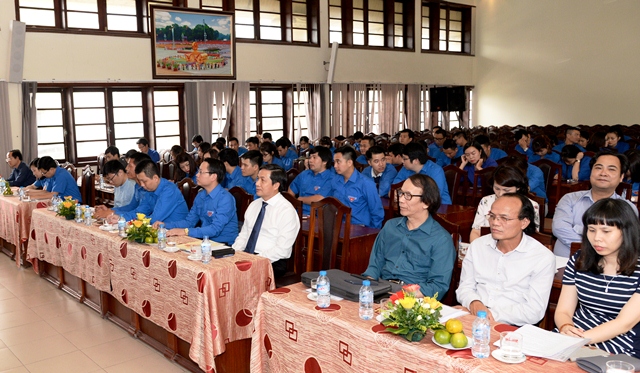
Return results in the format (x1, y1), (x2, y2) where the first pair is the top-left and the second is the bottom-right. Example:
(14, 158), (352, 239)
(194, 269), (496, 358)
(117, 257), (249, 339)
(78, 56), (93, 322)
(75, 204), (83, 223)
(99, 174), (104, 189)
(472, 311), (491, 358)
(18, 187), (25, 200)
(84, 205), (92, 225)
(201, 236), (212, 263)
(359, 280), (374, 320)
(118, 216), (126, 237)
(157, 223), (167, 249)
(316, 271), (331, 308)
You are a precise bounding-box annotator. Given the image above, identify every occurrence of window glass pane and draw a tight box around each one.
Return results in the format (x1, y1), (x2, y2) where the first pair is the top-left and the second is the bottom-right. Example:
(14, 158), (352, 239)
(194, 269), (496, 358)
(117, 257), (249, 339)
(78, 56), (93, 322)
(395, 14), (403, 24)
(153, 91), (178, 106)
(439, 40), (446, 50)
(369, 34), (384, 46)
(292, 15), (306, 28)
(293, 29), (307, 42)
(262, 117), (283, 130)
(67, 0), (97, 12)
(73, 91), (104, 107)
(107, 15), (137, 31)
(259, 0), (280, 13)
(249, 104), (257, 117)
(353, 0), (363, 7)
(439, 30), (446, 39)
(77, 141), (108, 157)
(75, 125), (106, 141)
(37, 92), (62, 109)
(20, 9), (56, 26)
(235, 10), (254, 24)
(67, 12), (100, 29)
(440, 20), (446, 29)
(369, 11), (383, 23)
(450, 21), (462, 31)
(156, 136), (180, 151)
(329, 19), (342, 32)
(235, 0), (253, 10)
(395, 2), (402, 12)
(107, 0), (136, 15)
(394, 36), (403, 48)
(330, 31), (342, 44)
(114, 123), (144, 138)
(329, 6), (341, 18)
(353, 21), (364, 33)
(154, 106), (179, 121)
(260, 13), (281, 27)
(368, 23), (383, 35)
(353, 33), (364, 45)
(112, 91), (142, 106)
(261, 104), (283, 117)
(421, 17), (429, 28)
(37, 127), (64, 142)
(201, 0), (223, 8)
(115, 139), (139, 152)
(38, 144), (65, 159)
(21, 0), (54, 8)
(440, 9), (446, 17)
(450, 31), (461, 42)
(236, 25), (255, 38)
(369, 0), (383, 11)
(261, 91), (282, 103)
(74, 108), (106, 124)
(37, 110), (63, 127)
(155, 121), (180, 136)
(449, 42), (461, 52)
(113, 107), (143, 123)
(329, 0), (341, 5)
(353, 9), (363, 21)
(394, 25), (403, 36)
(450, 10), (462, 21)
(292, 3), (306, 14)
(260, 27), (281, 40)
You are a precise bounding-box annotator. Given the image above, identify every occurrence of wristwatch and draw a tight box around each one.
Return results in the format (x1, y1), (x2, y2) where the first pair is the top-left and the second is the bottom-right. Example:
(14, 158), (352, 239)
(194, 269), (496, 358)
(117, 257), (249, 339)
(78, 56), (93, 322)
(184, 228), (189, 235)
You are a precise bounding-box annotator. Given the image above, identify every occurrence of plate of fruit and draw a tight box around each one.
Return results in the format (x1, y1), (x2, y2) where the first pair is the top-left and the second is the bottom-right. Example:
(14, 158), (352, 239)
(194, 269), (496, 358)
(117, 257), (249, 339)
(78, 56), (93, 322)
(432, 319), (472, 350)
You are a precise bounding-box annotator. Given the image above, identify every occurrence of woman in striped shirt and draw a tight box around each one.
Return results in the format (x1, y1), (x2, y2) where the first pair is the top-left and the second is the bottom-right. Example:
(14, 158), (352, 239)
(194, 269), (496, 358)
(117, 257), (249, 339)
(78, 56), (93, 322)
(555, 198), (640, 356)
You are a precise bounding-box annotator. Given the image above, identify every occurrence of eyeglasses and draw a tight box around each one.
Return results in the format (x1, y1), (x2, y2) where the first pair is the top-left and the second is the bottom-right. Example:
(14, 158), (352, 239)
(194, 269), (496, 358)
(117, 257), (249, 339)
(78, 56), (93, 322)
(486, 213), (519, 224)
(105, 174), (116, 184)
(396, 190), (422, 201)
(434, 137), (445, 141)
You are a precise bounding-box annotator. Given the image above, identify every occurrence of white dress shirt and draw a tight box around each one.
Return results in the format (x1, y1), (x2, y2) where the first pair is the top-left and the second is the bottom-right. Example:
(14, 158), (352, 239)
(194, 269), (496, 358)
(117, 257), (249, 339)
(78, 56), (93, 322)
(232, 193), (300, 263)
(456, 233), (556, 326)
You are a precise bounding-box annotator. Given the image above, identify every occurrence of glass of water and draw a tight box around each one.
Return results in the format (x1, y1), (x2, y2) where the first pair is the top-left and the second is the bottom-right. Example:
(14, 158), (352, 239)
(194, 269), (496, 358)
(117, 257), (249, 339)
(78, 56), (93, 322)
(499, 332), (524, 361)
(606, 361), (635, 373)
(310, 279), (317, 294)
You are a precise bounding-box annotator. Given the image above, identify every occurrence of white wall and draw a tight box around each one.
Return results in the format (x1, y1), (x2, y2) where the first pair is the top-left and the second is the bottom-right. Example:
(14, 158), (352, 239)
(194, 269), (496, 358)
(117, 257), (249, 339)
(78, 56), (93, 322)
(474, 0), (640, 127)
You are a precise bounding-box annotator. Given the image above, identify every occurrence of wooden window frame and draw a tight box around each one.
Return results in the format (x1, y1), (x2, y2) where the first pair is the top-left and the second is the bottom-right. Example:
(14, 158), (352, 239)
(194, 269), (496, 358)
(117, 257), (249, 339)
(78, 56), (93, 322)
(421, 0), (472, 55)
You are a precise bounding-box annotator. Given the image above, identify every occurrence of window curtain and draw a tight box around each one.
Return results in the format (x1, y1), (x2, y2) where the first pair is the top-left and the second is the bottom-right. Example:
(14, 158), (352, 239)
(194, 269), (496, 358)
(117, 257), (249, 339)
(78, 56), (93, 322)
(459, 87), (470, 128)
(349, 83), (367, 134)
(330, 84), (348, 138)
(405, 84), (421, 132)
(184, 82), (233, 144)
(441, 111), (450, 130)
(379, 84), (401, 136)
(231, 82), (250, 144)
(21, 82), (37, 164)
(211, 82), (233, 140)
(0, 82), (14, 178)
(184, 82), (198, 146)
(304, 84), (322, 143)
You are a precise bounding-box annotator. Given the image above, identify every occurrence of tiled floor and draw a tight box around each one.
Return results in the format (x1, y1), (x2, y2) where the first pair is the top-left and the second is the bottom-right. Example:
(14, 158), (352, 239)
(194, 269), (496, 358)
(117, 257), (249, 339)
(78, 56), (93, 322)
(0, 255), (188, 373)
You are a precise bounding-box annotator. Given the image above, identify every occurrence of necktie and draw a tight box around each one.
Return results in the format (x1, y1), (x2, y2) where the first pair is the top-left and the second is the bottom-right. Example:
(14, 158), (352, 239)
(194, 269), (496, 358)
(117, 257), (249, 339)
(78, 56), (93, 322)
(373, 175), (381, 190)
(244, 201), (268, 254)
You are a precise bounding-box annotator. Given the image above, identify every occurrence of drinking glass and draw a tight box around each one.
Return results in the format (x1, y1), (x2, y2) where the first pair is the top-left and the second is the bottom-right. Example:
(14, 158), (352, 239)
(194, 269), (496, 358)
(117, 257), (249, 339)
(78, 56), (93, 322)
(499, 332), (524, 361)
(310, 279), (317, 294)
(605, 360), (635, 373)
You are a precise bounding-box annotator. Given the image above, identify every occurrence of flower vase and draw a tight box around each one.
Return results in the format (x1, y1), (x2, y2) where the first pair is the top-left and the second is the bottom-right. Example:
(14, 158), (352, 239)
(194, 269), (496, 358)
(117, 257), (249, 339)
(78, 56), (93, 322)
(403, 330), (425, 342)
(65, 215), (75, 220)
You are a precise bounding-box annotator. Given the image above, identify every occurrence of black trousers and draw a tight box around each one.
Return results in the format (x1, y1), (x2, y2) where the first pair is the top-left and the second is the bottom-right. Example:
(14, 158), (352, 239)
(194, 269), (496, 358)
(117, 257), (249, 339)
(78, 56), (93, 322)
(272, 258), (288, 279)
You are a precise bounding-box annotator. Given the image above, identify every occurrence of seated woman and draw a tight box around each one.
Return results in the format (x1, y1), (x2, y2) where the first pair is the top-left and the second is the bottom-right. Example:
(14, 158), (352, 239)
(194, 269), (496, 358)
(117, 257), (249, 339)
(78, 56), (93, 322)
(459, 141), (498, 184)
(259, 141), (285, 168)
(529, 135), (561, 164)
(469, 165), (540, 242)
(560, 145), (591, 181)
(556, 198), (640, 356)
(605, 128), (630, 154)
(174, 152), (198, 183)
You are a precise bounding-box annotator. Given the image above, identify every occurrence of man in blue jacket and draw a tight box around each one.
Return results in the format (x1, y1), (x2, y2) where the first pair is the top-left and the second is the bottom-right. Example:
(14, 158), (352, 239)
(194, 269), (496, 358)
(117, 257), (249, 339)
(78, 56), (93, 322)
(361, 146), (397, 198)
(4, 149), (35, 187)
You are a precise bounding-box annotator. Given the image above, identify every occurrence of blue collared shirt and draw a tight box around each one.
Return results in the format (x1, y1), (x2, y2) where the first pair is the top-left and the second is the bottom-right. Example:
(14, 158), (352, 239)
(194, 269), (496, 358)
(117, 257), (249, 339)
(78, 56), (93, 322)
(515, 144), (533, 159)
(527, 164), (547, 202)
(114, 183), (158, 220)
(289, 168), (334, 215)
(529, 152), (561, 164)
(561, 156), (592, 181)
(239, 176), (257, 197)
(33, 177), (51, 190)
(462, 158), (498, 184)
(361, 163), (398, 198)
(113, 178), (136, 208)
(48, 166), (83, 203)
(393, 161), (452, 205)
(237, 146), (248, 156)
(487, 148), (507, 162)
(552, 190), (638, 257)
(552, 143), (586, 154)
(428, 143), (443, 158)
(165, 184), (238, 243)
(435, 152), (454, 168)
(607, 142), (630, 154)
(224, 166), (251, 190)
(330, 170), (384, 228)
(355, 154), (368, 165)
(362, 216), (456, 300)
(147, 149), (160, 163)
(150, 178), (189, 223)
(7, 162), (36, 187)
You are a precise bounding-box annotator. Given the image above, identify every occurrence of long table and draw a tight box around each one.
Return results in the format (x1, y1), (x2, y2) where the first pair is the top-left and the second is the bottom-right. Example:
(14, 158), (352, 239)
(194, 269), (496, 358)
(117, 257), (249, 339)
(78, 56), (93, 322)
(27, 208), (274, 372)
(250, 283), (584, 373)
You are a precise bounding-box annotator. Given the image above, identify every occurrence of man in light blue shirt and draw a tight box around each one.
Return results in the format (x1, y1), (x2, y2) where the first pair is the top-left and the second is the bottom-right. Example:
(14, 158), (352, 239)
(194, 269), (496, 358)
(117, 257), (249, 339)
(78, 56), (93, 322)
(552, 152), (638, 257)
(101, 160), (135, 208)
(288, 146), (334, 215)
(155, 159), (238, 244)
(393, 143), (452, 205)
(135, 159), (189, 224)
(361, 146), (397, 198)
(137, 137), (160, 163)
(330, 146), (384, 229)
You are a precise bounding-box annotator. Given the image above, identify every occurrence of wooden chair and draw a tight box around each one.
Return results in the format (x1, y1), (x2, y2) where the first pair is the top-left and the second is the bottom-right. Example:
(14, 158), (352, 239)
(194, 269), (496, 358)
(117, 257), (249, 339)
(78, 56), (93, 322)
(469, 167), (495, 207)
(570, 242), (581, 257)
(354, 162), (367, 172)
(61, 162), (77, 180)
(176, 177), (201, 210)
(480, 226), (554, 251)
(527, 192), (547, 233)
(432, 214), (460, 307)
(279, 193), (304, 286)
(532, 159), (562, 216)
(160, 149), (171, 163)
(285, 168), (299, 191)
(443, 165), (468, 205)
(158, 161), (176, 181)
(294, 158), (306, 172)
(96, 153), (105, 176)
(616, 182), (633, 201)
(80, 166), (96, 207)
(229, 186), (253, 223)
(388, 181), (404, 218)
(305, 197), (352, 272)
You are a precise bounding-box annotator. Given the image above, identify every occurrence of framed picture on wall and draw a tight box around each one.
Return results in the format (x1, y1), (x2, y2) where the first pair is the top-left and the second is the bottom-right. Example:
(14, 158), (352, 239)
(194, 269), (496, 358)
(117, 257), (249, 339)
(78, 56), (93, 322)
(150, 5), (236, 79)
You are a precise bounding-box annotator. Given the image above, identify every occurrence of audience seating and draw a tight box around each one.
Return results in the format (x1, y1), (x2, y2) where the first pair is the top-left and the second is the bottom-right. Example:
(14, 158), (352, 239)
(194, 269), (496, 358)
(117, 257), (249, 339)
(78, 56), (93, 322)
(532, 159), (562, 217)
(616, 182), (632, 201)
(285, 168), (299, 191)
(527, 193), (547, 233)
(61, 162), (77, 181)
(229, 186), (252, 223)
(469, 167), (495, 207)
(443, 165), (468, 205)
(432, 214), (460, 307)
(80, 165), (96, 207)
(279, 193), (304, 287)
(305, 197), (352, 272)
(176, 177), (201, 210)
(388, 182), (403, 218)
(160, 149), (171, 163)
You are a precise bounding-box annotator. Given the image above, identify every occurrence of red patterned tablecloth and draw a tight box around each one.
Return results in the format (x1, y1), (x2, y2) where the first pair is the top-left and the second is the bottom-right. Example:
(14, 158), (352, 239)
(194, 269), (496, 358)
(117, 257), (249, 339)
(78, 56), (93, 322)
(26, 208), (275, 371)
(0, 190), (50, 266)
(250, 283), (585, 373)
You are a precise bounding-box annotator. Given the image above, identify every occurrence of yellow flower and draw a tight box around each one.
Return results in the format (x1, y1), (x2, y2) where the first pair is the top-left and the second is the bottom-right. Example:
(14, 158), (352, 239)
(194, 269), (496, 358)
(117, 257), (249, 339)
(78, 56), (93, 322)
(132, 221), (143, 228)
(427, 298), (442, 310)
(64, 196), (73, 200)
(142, 218), (151, 225)
(136, 213), (146, 220)
(398, 297), (416, 310)
(62, 201), (73, 209)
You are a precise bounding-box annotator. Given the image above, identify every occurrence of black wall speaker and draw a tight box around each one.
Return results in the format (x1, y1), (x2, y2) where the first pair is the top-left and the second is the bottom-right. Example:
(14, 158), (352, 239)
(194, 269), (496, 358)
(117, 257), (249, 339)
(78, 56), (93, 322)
(447, 86), (467, 112)
(429, 87), (448, 111)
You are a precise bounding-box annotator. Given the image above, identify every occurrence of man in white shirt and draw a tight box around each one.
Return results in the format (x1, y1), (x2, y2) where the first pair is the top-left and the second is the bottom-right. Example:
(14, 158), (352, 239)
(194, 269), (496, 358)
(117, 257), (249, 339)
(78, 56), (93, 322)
(232, 164), (300, 278)
(456, 193), (556, 326)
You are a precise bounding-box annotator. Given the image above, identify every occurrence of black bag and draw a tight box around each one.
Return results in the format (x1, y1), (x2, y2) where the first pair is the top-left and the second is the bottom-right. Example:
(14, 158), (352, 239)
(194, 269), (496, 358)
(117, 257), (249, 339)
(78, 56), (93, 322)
(212, 248), (235, 258)
(301, 269), (393, 302)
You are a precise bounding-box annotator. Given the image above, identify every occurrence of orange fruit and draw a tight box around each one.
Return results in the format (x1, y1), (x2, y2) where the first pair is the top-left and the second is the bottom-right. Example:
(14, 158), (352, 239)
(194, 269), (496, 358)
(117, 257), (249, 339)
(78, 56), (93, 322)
(434, 330), (451, 345)
(445, 318), (463, 334)
(450, 332), (468, 348)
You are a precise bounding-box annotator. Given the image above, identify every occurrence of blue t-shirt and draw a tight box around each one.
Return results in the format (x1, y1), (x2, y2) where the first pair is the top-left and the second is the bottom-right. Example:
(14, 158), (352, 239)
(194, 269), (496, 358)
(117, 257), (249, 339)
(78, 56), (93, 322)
(289, 169), (334, 215)
(462, 158), (498, 185)
(553, 143), (585, 154)
(150, 178), (189, 223)
(48, 166), (83, 203)
(330, 170), (384, 228)
(488, 148), (507, 162)
(393, 161), (452, 205)
(355, 154), (368, 165)
(224, 166), (252, 190)
(114, 183), (158, 221)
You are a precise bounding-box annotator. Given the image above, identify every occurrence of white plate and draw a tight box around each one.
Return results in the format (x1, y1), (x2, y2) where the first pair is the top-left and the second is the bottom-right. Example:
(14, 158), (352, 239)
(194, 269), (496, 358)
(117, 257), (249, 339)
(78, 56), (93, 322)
(164, 246), (180, 253)
(431, 336), (474, 350)
(307, 292), (318, 301)
(187, 254), (202, 261)
(491, 349), (526, 364)
(99, 224), (116, 231)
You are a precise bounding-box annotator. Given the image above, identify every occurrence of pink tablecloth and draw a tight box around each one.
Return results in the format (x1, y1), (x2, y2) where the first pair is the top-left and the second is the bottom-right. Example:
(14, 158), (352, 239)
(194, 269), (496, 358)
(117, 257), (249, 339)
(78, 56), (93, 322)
(250, 283), (585, 373)
(0, 191), (49, 266)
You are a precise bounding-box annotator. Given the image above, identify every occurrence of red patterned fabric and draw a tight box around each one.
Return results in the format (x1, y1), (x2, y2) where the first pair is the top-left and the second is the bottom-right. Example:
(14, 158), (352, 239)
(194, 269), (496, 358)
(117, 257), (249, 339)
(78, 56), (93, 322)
(250, 283), (585, 373)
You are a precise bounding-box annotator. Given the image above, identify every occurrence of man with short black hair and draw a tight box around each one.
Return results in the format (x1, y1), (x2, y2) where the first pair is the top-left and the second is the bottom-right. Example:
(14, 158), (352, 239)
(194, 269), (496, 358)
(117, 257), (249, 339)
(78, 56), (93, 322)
(331, 146), (384, 228)
(385, 143), (404, 165)
(452, 130), (468, 158)
(229, 137), (248, 156)
(134, 160), (188, 223)
(288, 146), (334, 215)
(353, 131), (364, 152)
(474, 134), (507, 162)
(37, 156), (83, 202)
(553, 127), (586, 154)
(136, 137), (160, 162)
(436, 139), (459, 167)
(275, 137), (297, 171)
(197, 142), (212, 160)
(191, 134), (203, 155)
(219, 148), (251, 189)
(104, 146), (121, 162)
(239, 150), (263, 196)
(246, 136), (260, 151)
(398, 129), (414, 145)
(101, 160), (135, 208)
(3, 149), (35, 187)
(262, 132), (273, 143)
(362, 146), (397, 197)
(154, 159), (238, 243)
(232, 164), (300, 278)
(393, 143), (452, 204)
(428, 129), (447, 158)
(355, 136), (374, 164)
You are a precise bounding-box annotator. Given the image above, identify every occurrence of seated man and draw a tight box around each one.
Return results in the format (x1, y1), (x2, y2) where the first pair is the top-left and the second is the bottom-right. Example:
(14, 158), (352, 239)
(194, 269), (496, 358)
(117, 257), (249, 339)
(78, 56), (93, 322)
(561, 145), (591, 181)
(435, 139), (459, 167)
(514, 130), (533, 159)
(553, 152), (638, 257)
(393, 142), (452, 204)
(102, 160), (135, 208)
(553, 127), (586, 154)
(134, 160), (189, 223)
(99, 153), (157, 221)
(229, 137), (248, 156)
(155, 159), (238, 244)
(452, 130), (468, 158)
(475, 134), (507, 162)
(104, 146), (122, 163)
(232, 164), (300, 278)
(288, 146), (334, 215)
(398, 129), (414, 145)
(4, 149), (36, 187)
(245, 136), (260, 151)
(136, 137), (160, 162)
(355, 136), (374, 164)
(362, 174), (455, 300)
(385, 143), (404, 166)
(330, 146), (384, 229)
(190, 134), (203, 155)
(26, 158), (47, 190)
(428, 129), (447, 158)
(219, 148), (251, 189)
(275, 137), (297, 171)
(456, 193), (556, 325)
(37, 156), (83, 202)
(361, 146), (397, 198)
(239, 150), (263, 196)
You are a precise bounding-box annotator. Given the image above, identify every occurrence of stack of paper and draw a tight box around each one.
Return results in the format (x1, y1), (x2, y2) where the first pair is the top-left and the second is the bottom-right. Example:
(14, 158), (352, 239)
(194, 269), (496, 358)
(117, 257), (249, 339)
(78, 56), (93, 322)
(439, 305), (469, 323)
(493, 324), (590, 362)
